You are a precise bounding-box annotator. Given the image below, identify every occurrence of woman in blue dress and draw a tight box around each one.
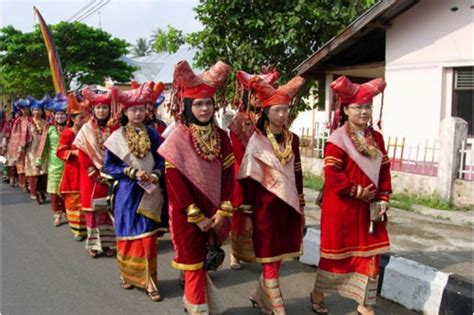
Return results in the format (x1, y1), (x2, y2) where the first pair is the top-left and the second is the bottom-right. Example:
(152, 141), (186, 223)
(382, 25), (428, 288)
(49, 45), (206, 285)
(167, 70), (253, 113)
(103, 81), (164, 302)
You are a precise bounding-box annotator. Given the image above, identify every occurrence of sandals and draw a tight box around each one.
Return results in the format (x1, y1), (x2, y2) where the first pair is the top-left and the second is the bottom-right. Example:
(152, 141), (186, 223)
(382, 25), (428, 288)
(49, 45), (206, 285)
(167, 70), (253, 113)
(119, 278), (134, 290)
(88, 249), (98, 258)
(249, 295), (273, 315)
(74, 235), (85, 242)
(230, 254), (242, 270)
(104, 248), (116, 257)
(53, 215), (61, 227)
(146, 290), (162, 302)
(310, 292), (329, 314)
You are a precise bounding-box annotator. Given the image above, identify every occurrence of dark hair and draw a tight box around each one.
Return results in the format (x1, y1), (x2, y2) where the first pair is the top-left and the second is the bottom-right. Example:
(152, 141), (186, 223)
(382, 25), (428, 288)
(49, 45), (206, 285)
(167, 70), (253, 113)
(256, 108), (269, 133)
(338, 104), (348, 127)
(68, 113), (80, 127)
(120, 109), (128, 126)
(242, 90), (249, 110)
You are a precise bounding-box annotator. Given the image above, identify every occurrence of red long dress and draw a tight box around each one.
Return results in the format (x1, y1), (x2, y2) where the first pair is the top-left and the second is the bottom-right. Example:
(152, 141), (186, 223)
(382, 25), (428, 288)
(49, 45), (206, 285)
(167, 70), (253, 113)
(159, 123), (234, 314)
(236, 130), (305, 314)
(238, 132), (304, 262)
(74, 119), (116, 253)
(57, 128), (87, 238)
(315, 124), (391, 306)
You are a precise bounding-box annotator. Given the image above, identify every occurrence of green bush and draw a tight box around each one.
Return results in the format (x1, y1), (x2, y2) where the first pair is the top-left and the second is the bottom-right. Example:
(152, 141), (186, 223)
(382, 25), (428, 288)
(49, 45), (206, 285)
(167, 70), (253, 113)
(303, 174), (324, 191)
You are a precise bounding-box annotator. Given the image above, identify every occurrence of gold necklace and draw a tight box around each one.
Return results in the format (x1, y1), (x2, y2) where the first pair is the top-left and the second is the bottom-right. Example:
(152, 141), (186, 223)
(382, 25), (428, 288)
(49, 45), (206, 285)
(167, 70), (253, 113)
(124, 124), (151, 159)
(95, 126), (111, 150)
(347, 124), (379, 159)
(189, 124), (221, 161)
(32, 118), (43, 134)
(265, 124), (293, 165)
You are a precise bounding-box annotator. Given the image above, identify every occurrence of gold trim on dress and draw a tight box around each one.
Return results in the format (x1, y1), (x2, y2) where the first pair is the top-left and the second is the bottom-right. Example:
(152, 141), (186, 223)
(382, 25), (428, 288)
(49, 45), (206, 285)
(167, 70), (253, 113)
(255, 250), (302, 263)
(171, 260), (204, 271)
(115, 229), (159, 241)
(165, 161), (175, 169)
(321, 245), (390, 260)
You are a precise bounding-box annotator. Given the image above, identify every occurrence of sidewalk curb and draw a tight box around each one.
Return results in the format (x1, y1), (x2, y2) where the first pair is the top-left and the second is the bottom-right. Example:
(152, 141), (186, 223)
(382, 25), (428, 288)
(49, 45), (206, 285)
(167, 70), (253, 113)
(300, 227), (473, 315)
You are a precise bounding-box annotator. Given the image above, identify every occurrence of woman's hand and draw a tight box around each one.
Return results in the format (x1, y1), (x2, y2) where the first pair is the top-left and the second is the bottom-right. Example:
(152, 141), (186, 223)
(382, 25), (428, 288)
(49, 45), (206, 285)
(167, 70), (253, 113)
(211, 213), (228, 232)
(242, 216), (253, 237)
(196, 217), (213, 232)
(136, 170), (151, 183)
(358, 184), (376, 203)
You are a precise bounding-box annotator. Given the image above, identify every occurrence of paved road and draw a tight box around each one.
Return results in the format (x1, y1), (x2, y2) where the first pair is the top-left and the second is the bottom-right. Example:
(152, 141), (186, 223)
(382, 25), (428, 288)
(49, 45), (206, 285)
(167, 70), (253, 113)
(1, 182), (417, 315)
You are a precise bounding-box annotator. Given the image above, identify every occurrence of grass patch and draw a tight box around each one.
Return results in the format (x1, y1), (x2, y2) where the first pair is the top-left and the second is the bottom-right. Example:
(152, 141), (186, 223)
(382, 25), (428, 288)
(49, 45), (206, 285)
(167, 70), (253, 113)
(303, 174), (324, 191)
(390, 192), (468, 211)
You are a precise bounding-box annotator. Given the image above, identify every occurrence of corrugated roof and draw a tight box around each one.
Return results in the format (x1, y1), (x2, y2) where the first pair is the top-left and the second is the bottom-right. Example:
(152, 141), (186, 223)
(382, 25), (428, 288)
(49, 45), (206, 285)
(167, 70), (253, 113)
(122, 48), (201, 84)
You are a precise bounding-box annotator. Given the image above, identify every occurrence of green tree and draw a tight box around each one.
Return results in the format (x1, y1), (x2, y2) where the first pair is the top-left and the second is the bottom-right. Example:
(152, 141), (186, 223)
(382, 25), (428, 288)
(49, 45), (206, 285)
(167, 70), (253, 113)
(151, 26), (186, 54)
(0, 22), (136, 97)
(153, 0), (376, 109)
(130, 37), (153, 57)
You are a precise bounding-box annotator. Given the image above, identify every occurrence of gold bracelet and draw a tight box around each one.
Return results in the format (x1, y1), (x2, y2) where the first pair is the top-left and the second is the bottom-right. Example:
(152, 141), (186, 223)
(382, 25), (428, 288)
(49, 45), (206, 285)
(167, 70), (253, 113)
(217, 209), (233, 217)
(219, 200), (233, 212)
(150, 173), (159, 184)
(187, 213), (205, 223)
(186, 203), (202, 217)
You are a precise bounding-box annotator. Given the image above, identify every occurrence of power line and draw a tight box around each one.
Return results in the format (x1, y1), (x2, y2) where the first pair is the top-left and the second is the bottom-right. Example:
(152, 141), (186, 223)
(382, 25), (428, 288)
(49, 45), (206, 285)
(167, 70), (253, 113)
(76, 0), (110, 23)
(74, 0), (106, 22)
(67, 0), (96, 22)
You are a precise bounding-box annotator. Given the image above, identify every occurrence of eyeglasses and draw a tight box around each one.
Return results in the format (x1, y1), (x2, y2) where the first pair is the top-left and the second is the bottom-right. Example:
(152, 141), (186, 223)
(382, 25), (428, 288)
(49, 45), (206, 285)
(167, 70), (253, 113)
(192, 100), (214, 109)
(348, 104), (373, 112)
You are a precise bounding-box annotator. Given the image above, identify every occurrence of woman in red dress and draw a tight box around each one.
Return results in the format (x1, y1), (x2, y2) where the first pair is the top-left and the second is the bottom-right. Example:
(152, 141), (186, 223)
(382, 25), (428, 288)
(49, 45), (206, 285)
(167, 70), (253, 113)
(310, 76), (391, 315)
(236, 75), (306, 315)
(74, 88), (117, 258)
(229, 69), (279, 270)
(158, 60), (233, 314)
(57, 96), (87, 235)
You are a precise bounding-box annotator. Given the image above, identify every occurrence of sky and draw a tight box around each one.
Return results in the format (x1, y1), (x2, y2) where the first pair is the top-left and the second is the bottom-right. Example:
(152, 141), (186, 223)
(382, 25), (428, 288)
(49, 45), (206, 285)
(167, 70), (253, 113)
(0, 0), (203, 45)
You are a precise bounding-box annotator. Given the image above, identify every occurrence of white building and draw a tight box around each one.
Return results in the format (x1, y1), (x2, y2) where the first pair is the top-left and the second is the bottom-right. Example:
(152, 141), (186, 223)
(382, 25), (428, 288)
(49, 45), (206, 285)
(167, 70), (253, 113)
(295, 0), (473, 141)
(294, 0), (474, 202)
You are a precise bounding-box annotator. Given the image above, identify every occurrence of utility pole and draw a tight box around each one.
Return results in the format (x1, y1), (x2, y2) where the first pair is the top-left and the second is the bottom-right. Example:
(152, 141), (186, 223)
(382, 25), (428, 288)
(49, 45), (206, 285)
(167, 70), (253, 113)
(98, 10), (102, 29)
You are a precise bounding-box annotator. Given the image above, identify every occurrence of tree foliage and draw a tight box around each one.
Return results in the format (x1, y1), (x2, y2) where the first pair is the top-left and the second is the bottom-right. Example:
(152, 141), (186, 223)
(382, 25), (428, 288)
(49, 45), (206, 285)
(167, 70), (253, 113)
(130, 37), (153, 57)
(154, 0), (376, 109)
(0, 22), (137, 98)
(152, 26), (186, 54)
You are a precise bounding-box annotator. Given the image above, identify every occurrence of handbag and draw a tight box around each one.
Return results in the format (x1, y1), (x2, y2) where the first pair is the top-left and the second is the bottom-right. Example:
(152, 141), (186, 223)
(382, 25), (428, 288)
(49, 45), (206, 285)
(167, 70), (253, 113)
(368, 201), (387, 234)
(204, 232), (225, 271)
(91, 182), (111, 211)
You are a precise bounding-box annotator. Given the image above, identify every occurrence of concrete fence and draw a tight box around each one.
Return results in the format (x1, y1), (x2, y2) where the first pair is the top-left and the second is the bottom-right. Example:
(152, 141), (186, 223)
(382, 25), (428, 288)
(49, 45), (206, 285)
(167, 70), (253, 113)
(300, 117), (473, 206)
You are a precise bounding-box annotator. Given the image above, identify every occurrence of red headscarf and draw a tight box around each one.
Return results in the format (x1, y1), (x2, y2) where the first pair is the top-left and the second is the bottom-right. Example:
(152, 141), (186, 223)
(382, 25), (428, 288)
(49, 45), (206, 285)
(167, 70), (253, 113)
(330, 76), (386, 130)
(171, 60), (232, 113)
(249, 75), (305, 108)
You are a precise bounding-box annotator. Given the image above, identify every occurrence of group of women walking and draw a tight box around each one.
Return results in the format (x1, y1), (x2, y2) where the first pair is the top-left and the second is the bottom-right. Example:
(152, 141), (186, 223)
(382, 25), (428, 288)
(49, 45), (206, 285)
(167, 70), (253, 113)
(1, 58), (391, 315)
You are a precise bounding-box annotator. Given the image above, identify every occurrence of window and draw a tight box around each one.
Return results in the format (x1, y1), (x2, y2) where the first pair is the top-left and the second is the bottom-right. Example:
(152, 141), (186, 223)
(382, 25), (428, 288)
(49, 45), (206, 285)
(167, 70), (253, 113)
(453, 67), (474, 136)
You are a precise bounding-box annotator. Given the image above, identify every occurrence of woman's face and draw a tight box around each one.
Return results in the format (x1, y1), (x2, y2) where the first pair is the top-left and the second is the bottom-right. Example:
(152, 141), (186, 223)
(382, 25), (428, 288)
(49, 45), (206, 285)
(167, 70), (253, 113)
(72, 113), (86, 129)
(20, 108), (30, 116)
(32, 108), (43, 118)
(93, 104), (110, 120)
(191, 98), (214, 124)
(54, 111), (67, 125)
(267, 104), (289, 129)
(343, 103), (372, 128)
(126, 105), (146, 125)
